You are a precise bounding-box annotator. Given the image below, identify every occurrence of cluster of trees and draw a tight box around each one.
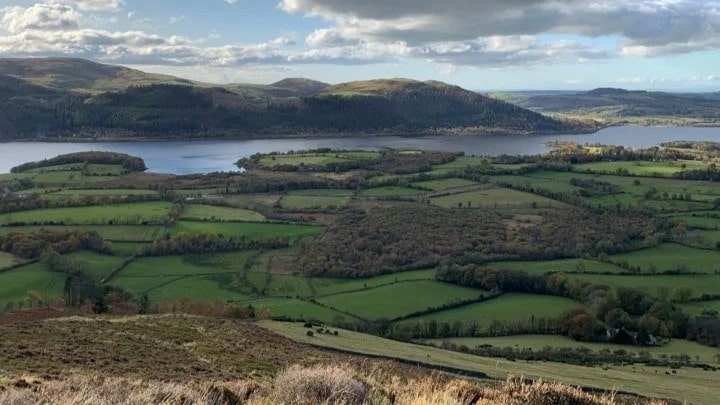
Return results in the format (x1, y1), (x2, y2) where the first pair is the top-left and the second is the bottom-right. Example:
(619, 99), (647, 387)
(11, 151), (146, 173)
(0, 229), (110, 259)
(299, 205), (509, 277)
(435, 340), (715, 369)
(385, 316), (555, 341)
(242, 150), (460, 175)
(671, 167), (720, 182)
(299, 204), (664, 277)
(545, 143), (697, 164)
(568, 178), (622, 196)
(437, 262), (720, 347)
(140, 231), (289, 256)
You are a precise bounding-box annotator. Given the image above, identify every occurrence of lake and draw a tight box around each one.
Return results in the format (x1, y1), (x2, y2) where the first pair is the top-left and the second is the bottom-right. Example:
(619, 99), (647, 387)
(1, 126), (719, 174)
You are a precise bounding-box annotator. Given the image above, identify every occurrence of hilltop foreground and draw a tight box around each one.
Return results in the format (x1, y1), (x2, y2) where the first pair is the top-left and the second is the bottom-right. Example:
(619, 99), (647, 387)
(0, 312), (666, 405)
(0, 57), (595, 140)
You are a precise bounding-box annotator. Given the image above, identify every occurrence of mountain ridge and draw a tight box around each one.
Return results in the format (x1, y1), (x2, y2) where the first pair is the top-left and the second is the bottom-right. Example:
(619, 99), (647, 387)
(0, 57), (598, 140)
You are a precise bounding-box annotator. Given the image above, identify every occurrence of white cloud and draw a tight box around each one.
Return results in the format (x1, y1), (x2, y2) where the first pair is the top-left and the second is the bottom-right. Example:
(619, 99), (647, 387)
(1, 3), (80, 34)
(57, 0), (124, 11)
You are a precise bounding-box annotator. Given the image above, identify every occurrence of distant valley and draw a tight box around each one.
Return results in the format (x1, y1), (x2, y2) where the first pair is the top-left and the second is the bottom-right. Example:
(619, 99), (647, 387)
(491, 88), (720, 126)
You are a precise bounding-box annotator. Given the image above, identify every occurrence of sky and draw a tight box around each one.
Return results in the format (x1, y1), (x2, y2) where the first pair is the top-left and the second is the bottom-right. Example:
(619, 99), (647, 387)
(0, 0), (719, 91)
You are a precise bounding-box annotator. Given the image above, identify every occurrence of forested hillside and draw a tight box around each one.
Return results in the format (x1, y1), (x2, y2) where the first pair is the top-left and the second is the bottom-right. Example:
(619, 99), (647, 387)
(0, 58), (595, 140)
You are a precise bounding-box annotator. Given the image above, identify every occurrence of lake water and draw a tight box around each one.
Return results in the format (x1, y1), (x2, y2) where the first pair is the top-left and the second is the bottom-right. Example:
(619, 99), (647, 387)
(1, 126), (719, 174)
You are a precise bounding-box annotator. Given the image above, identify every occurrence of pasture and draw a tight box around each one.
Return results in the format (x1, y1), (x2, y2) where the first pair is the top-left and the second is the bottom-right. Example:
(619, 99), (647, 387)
(317, 280), (483, 320)
(571, 274), (720, 298)
(261, 321), (719, 405)
(142, 275), (252, 303)
(359, 186), (427, 197)
(66, 251), (126, 280)
(0, 225), (163, 242)
(45, 188), (157, 198)
(573, 160), (706, 176)
(312, 268), (437, 297)
(280, 195), (349, 209)
(180, 204), (266, 222)
(0, 202), (172, 226)
(609, 243), (720, 273)
(425, 335), (720, 364)
(668, 214), (720, 230)
(430, 188), (564, 209)
(431, 156), (485, 171)
(0, 263), (65, 308)
(412, 178), (478, 191)
(110, 242), (150, 257)
(405, 293), (580, 324)
(170, 221), (323, 244)
(114, 252), (256, 279)
(679, 300), (720, 316)
(249, 298), (354, 323)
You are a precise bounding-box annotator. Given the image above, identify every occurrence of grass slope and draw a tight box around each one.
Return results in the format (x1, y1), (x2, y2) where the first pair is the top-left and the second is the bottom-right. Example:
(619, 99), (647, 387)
(261, 321), (719, 405)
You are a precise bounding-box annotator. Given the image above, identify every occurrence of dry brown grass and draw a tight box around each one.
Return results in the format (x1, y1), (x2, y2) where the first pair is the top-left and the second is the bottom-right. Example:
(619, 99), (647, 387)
(0, 365), (668, 405)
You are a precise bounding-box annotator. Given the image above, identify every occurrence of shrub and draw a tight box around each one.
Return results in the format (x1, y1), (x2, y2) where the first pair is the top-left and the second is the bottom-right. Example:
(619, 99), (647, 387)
(273, 365), (367, 405)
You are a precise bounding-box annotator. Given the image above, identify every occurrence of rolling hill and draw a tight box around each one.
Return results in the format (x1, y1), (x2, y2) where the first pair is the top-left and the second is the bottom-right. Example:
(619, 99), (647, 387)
(0, 57), (595, 140)
(492, 88), (720, 124)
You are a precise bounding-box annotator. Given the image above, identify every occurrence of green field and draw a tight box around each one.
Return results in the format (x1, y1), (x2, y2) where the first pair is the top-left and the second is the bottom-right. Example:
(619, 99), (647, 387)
(287, 189), (354, 197)
(484, 258), (625, 274)
(425, 335), (720, 364)
(406, 293), (580, 324)
(179, 204), (266, 222)
(359, 186), (427, 197)
(223, 194), (282, 208)
(317, 280), (483, 320)
(312, 269), (437, 297)
(112, 252), (257, 297)
(668, 214), (720, 230)
(679, 300), (720, 316)
(609, 243), (720, 273)
(262, 274), (314, 297)
(170, 221), (323, 244)
(142, 275), (252, 303)
(0, 202), (171, 226)
(571, 274), (720, 298)
(114, 252), (256, 279)
(110, 242), (151, 257)
(280, 195), (349, 209)
(84, 164), (126, 175)
(45, 188), (157, 198)
(261, 321), (719, 405)
(66, 251), (126, 280)
(574, 160), (707, 176)
(248, 297), (355, 323)
(430, 188), (564, 209)
(0, 263), (66, 308)
(412, 178), (477, 191)
(0, 225), (163, 242)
